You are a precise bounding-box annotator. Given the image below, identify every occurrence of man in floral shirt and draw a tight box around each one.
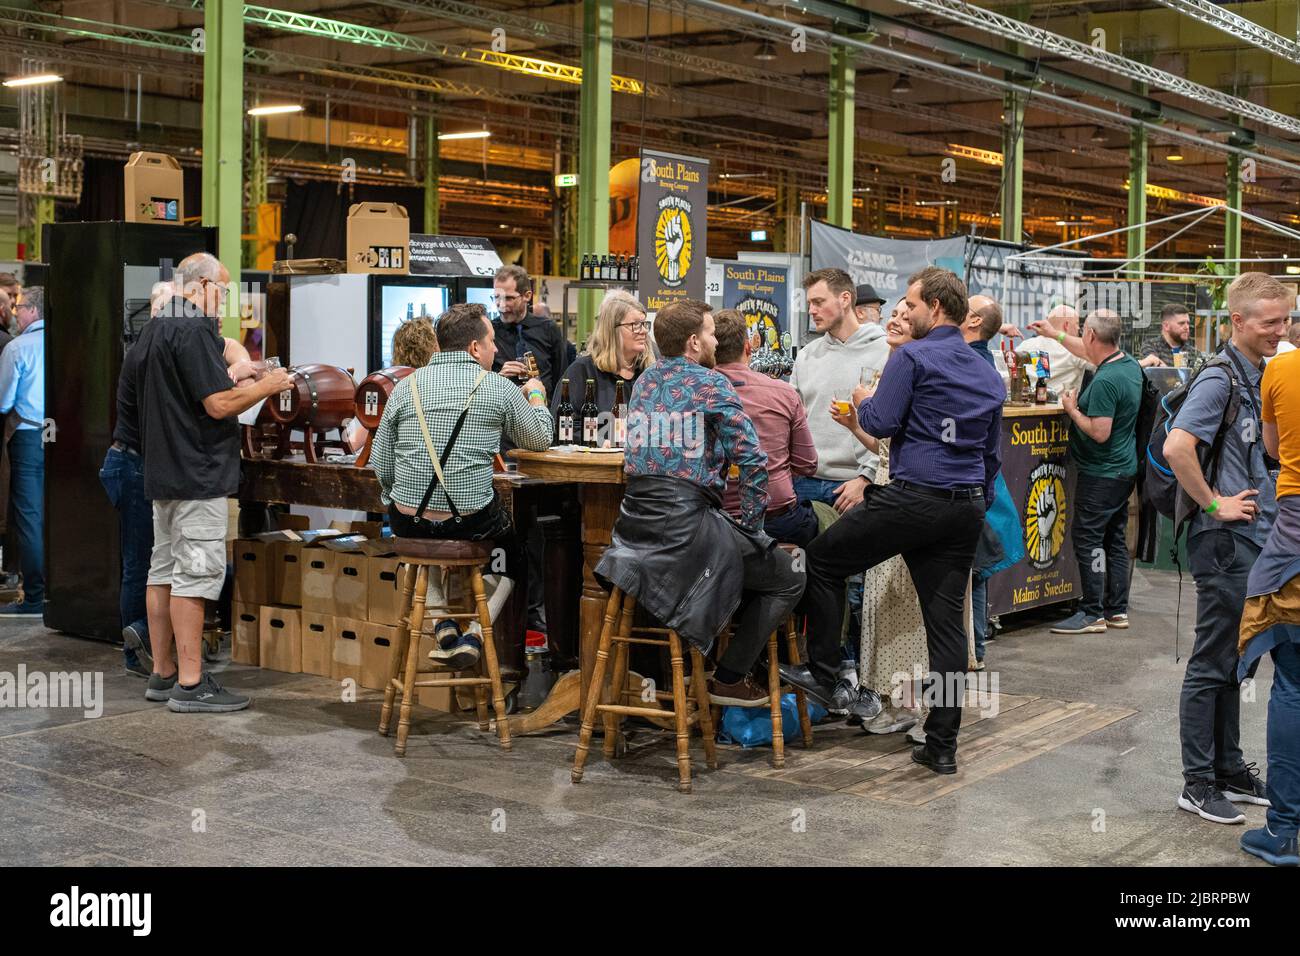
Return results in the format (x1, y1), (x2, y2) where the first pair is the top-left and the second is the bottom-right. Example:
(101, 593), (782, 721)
(598, 300), (805, 707)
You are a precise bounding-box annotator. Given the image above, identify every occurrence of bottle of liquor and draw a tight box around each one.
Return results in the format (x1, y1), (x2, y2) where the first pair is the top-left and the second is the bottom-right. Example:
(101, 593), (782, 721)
(613, 379), (627, 446)
(617, 255), (628, 282)
(406, 302), (414, 322)
(595, 255), (604, 280)
(602, 255), (612, 280)
(580, 254), (591, 281)
(631, 255), (639, 283)
(556, 378), (575, 445)
(580, 380), (599, 447)
(1034, 365), (1048, 405)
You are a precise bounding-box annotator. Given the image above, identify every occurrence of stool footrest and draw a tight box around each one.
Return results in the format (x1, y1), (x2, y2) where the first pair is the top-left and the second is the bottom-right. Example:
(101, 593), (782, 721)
(611, 635), (670, 648)
(596, 703), (685, 720)
(390, 677), (492, 691)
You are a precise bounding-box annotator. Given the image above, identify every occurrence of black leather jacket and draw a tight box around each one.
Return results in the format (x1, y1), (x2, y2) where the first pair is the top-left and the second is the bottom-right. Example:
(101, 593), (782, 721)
(595, 474), (776, 653)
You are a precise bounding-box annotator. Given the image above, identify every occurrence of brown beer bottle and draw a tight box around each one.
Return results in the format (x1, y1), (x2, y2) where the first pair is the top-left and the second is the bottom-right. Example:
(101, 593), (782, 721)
(580, 380), (599, 447)
(614, 379), (627, 446)
(556, 378), (575, 445)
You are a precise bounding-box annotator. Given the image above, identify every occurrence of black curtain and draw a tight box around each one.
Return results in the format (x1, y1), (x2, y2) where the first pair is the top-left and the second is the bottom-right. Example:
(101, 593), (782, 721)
(280, 180), (426, 261)
(61, 156), (202, 224)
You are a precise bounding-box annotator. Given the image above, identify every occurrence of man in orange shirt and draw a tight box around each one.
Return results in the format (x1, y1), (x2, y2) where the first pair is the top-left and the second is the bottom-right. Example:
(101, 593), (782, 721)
(1237, 345), (1300, 865)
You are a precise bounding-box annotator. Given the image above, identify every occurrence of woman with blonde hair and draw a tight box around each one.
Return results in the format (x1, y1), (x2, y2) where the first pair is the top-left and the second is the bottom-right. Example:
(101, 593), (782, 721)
(391, 315), (439, 368)
(552, 288), (653, 418)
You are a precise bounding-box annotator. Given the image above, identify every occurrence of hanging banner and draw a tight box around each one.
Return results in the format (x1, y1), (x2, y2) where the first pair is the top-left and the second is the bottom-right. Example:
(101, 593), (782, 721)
(809, 219), (966, 310)
(722, 262), (789, 348)
(409, 234), (502, 277)
(964, 238), (1083, 331)
(637, 148), (709, 310)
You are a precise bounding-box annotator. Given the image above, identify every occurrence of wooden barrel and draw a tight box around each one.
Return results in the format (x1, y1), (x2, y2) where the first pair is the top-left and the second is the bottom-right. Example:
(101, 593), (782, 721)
(268, 363), (356, 429)
(354, 366), (414, 430)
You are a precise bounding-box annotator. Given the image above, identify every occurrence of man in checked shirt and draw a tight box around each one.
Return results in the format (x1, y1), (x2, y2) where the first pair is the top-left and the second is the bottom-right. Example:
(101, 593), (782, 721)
(371, 303), (552, 670)
(788, 267), (1005, 775)
(596, 300), (805, 707)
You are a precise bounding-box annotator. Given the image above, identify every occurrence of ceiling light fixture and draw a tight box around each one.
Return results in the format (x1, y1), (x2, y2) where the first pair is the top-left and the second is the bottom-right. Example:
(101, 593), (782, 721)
(1166, 152), (1185, 161)
(891, 74), (912, 95)
(438, 129), (492, 141)
(753, 39), (778, 61)
(3, 73), (63, 88)
(247, 104), (303, 116)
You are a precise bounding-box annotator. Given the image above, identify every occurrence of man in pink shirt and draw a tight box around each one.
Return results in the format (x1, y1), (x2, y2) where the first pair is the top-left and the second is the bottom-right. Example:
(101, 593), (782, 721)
(714, 308), (820, 546)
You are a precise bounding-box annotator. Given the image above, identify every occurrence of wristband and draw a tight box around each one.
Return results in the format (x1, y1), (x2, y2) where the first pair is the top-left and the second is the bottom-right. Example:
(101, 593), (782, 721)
(526, 388), (545, 404)
(1204, 498), (1220, 515)
(1056, 331), (1066, 344)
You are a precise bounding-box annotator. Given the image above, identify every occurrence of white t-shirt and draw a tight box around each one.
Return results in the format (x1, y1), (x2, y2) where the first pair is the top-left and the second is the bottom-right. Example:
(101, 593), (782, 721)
(1018, 334), (1093, 395)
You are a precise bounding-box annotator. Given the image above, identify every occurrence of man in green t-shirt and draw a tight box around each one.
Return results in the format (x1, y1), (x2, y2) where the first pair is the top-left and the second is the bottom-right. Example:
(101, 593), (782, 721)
(1028, 309), (1144, 634)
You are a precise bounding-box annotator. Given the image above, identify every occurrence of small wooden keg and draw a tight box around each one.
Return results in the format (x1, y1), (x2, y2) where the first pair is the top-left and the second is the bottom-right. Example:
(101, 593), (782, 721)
(353, 366), (413, 467)
(266, 363), (357, 463)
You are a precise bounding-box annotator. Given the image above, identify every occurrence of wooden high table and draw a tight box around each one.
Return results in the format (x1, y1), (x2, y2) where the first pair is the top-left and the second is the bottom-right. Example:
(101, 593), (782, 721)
(506, 448), (626, 735)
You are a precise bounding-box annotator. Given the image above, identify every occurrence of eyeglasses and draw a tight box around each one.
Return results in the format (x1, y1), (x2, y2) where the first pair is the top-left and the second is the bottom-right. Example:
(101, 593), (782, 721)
(617, 320), (649, 333)
(200, 277), (230, 298)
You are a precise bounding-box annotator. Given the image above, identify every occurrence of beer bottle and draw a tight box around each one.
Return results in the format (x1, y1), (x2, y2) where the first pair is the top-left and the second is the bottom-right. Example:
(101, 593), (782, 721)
(557, 378), (575, 445)
(614, 379), (627, 446)
(580, 254), (591, 281)
(617, 255), (628, 282)
(580, 380), (600, 446)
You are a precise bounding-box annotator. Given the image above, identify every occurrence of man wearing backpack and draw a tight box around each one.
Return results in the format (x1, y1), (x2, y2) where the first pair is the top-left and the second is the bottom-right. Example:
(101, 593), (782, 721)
(1163, 272), (1285, 826)
(1028, 310), (1144, 635)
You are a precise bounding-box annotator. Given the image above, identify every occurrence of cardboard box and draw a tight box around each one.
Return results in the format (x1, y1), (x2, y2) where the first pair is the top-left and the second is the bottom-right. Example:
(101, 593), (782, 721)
(330, 617), (365, 685)
(334, 550), (369, 622)
(346, 202), (409, 275)
(415, 630), (455, 713)
(301, 611), (332, 677)
(367, 555), (406, 626)
(361, 622), (401, 691)
(124, 151), (183, 225)
(271, 541), (304, 607)
(258, 606), (302, 674)
(233, 540), (274, 606)
(232, 602), (260, 666)
(301, 548), (338, 616)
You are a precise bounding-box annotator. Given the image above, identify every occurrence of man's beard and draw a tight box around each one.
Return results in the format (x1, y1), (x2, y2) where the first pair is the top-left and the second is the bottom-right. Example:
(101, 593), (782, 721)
(697, 346), (716, 369)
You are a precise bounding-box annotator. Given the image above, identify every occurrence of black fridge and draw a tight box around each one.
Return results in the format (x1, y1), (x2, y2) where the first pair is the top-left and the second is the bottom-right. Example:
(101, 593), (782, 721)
(44, 221), (217, 641)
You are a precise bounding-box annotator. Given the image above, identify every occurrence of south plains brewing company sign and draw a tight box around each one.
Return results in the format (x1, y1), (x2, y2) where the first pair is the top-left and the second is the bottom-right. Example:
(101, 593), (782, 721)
(637, 148), (709, 311)
(986, 409), (1081, 617)
(723, 262), (789, 347)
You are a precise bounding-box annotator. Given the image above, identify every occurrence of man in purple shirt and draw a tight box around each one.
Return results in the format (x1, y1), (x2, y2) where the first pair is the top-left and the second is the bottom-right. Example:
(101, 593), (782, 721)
(784, 267), (1005, 774)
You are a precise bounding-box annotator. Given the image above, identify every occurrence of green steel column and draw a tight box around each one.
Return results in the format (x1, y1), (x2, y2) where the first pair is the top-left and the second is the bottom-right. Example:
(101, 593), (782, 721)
(202, 0), (243, 338)
(24, 197), (55, 263)
(1126, 124), (1148, 279)
(424, 113), (440, 234)
(773, 168), (799, 252)
(1224, 153), (1243, 275)
(577, 0), (613, 343)
(243, 115), (266, 270)
(1000, 89), (1024, 243)
(827, 44), (855, 229)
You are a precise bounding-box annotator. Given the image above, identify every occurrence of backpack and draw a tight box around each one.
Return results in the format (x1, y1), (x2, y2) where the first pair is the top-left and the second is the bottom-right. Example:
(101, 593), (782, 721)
(1142, 354), (1244, 530)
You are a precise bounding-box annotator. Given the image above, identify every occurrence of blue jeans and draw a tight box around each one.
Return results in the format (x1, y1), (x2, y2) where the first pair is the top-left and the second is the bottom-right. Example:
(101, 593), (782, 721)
(795, 476), (861, 665)
(99, 446), (152, 664)
(764, 500), (818, 548)
(972, 576), (988, 662)
(1071, 472), (1134, 620)
(8, 429), (44, 610)
(1267, 642), (1300, 837)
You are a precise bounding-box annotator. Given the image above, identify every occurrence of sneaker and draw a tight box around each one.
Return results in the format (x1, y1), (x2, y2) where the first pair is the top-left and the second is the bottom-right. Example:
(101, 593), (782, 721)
(1049, 612), (1107, 634)
(1178, 780), (1246, 824)
(827, 677), (858, 716)
(428, 620), (483, 671)
(145, 672), (178, 702)
(122, 623), (153, 670)
(708, 675), (770, 708)
(166, 673), (250, 713)
(845, 686), (883, 722)
(0, 601), (41, 618)
(1218, 763), (1271, 806)
(906, 723), (927, 745)
(969, 658), (986, 672)
(124, 656), (150, 679)
(1105, 614), (1130, 629)
(1240, 826), (1300, 867)
(865, 706), (921, 735)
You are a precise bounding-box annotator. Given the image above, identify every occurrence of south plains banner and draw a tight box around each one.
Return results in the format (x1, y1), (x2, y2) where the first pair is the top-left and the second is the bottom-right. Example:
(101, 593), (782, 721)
(637, 148), (709, 311)
(722, 262), (789, 347)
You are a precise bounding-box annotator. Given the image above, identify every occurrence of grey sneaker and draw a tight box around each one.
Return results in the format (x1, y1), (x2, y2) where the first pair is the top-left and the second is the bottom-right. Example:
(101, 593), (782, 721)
(145, 672), (178, 702)
(1105, 614), (1130, 629)
(865, 706), (921, 735)
(906, 711), (929, 745)
(1178, 780), (1246, 824)
(827, 678), (857, 716)
(166, 673), (250, 713)
(122, 624), (153, 670)
(846, 686), (883, 722)
(1218, 763), (1271, 806)
(1050, 612), (1107, 634)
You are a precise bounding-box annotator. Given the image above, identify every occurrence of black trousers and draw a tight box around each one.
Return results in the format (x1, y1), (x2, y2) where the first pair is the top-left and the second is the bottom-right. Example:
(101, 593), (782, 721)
(804, 482), (985, 754)
(387, 496), (523, 581)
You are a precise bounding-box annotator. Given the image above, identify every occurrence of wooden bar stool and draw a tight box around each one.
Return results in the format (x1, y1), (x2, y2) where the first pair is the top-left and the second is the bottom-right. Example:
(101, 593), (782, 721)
(377, 538), (511, 756)
(572, 587), (717, 793)
(713, 613), (814, 769)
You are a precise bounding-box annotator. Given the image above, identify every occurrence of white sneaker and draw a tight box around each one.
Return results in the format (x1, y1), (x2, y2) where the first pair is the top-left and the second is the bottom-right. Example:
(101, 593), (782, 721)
(865, 706), (921, 735)
(906, 711), (928, 745)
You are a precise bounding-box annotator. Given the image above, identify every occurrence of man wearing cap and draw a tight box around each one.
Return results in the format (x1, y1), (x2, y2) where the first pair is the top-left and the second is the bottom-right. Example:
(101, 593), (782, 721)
(854, 284), (885, 326)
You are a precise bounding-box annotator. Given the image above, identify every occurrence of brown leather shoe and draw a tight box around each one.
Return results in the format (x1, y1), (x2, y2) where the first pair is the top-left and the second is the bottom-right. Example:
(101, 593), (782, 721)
(708, 675), (771, 708)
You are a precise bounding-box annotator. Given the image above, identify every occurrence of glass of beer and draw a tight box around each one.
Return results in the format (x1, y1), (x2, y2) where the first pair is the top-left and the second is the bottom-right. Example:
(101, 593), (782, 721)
(832, 395), (853, 417)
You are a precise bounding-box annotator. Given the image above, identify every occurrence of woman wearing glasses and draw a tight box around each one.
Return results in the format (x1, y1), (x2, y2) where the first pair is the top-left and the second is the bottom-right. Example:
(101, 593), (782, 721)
(552, 289), (654, 419)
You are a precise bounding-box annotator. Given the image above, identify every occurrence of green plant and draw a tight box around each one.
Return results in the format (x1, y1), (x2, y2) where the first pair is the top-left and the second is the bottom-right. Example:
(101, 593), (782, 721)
(1197, 257), (1232, 311)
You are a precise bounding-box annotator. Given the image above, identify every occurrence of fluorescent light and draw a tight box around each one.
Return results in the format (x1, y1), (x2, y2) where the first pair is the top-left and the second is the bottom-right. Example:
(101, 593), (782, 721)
(248, 104), (303, 116)
(3, 73), (62, 88)
(1166, 152), (1184, 161)
(439, 130), (491, 141)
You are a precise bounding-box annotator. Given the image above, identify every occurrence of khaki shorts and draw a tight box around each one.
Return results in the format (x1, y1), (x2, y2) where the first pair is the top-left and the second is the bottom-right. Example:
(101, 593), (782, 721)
(147, 498), (227, 600)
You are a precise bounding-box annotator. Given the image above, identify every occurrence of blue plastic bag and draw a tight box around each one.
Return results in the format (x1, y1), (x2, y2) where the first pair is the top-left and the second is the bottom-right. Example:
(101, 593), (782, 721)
(717, 693), (828, 747)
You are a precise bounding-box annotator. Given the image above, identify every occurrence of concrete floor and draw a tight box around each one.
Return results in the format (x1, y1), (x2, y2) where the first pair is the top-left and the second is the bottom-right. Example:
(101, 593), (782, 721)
(0, 566), (1276, 866)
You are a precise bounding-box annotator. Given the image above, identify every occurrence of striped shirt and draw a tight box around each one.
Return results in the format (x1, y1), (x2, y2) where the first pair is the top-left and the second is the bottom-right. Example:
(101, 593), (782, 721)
(371, 351), (552, 514)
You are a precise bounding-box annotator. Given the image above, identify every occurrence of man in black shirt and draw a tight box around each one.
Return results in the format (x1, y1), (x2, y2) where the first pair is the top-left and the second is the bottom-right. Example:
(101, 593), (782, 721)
(129, 253), (291, 712)
(491, 265), (567, 396)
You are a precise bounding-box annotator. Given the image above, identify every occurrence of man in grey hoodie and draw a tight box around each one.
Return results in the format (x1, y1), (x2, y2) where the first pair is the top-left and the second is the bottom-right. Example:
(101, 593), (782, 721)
(789, 267), (890, 718)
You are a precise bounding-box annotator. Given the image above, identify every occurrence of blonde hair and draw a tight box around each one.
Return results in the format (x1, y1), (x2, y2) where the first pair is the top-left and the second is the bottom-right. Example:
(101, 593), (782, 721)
(392, 316), (439, 367)
(588, 289), (652, 375)
(1227, 271), (1290, 317)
